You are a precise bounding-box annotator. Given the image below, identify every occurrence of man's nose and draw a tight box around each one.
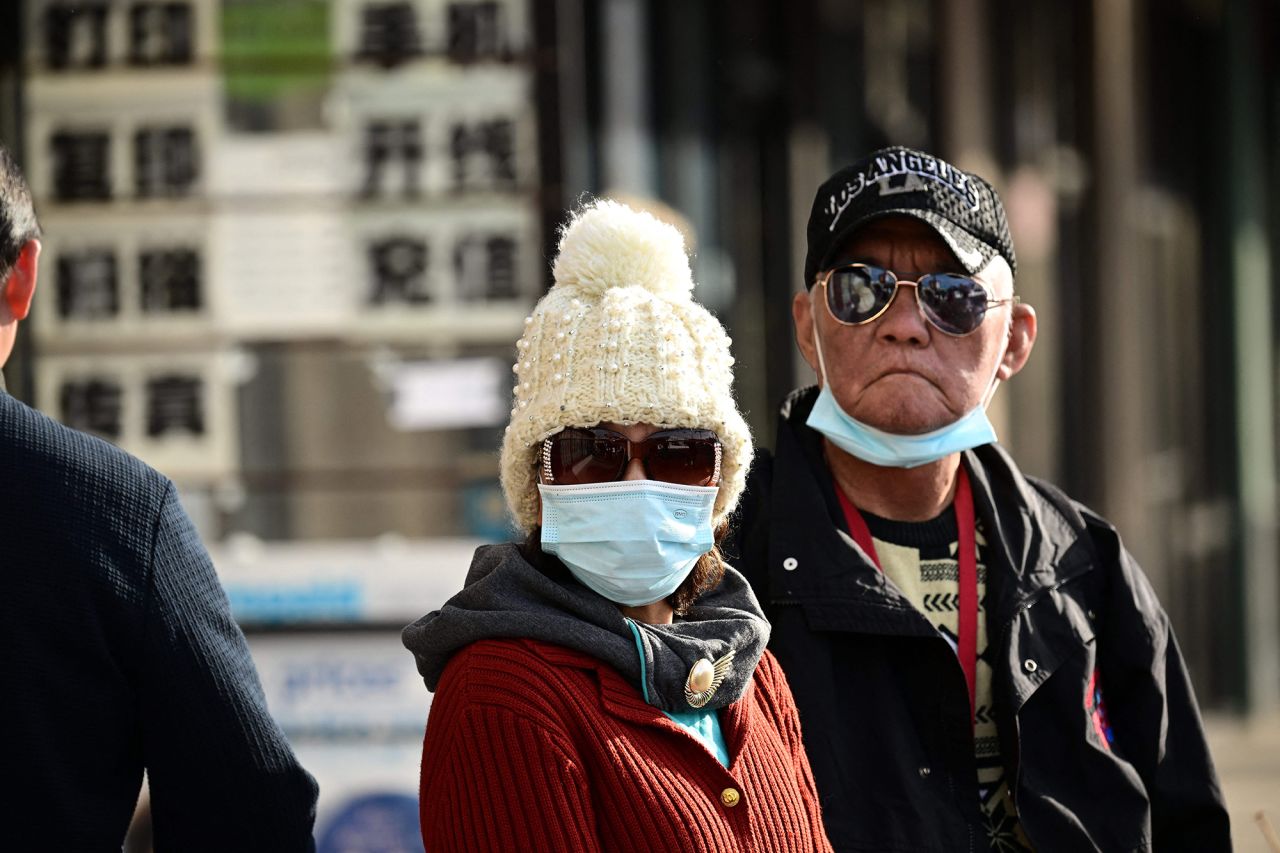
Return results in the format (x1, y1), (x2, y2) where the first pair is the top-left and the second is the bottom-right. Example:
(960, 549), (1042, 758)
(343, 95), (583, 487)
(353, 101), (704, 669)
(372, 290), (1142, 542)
(622, 456), (647, 481)
(875, 283), (931, 345)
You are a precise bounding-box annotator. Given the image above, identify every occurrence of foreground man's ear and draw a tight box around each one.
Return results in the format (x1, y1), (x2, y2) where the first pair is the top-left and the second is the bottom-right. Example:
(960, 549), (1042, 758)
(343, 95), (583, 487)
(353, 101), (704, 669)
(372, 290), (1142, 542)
(3, 238), (40, 323)
(0, 239), (39, 366)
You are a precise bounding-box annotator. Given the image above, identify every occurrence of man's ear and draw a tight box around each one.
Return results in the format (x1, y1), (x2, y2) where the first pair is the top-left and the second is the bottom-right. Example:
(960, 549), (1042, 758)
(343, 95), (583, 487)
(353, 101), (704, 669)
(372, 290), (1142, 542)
(3, 239), (40, 322)
(792, 288), (821, 379)
(997, 301), (1037, 381)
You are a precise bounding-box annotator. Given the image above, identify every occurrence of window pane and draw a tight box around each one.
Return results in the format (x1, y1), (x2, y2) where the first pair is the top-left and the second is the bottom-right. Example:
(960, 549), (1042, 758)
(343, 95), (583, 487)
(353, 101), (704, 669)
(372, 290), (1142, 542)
(60, 378), (124, 438)
(45, 2), (109, 71)
(129, 2), (195, 66)
(356, 2), (421, 69)
(135, 126), (199, 198)
(56, 250), (119, 319)
(146, 374), (205, 436)
(51, 131), (112, 201)
(140, 248), (202, 313)
(447, 2), (506, 64)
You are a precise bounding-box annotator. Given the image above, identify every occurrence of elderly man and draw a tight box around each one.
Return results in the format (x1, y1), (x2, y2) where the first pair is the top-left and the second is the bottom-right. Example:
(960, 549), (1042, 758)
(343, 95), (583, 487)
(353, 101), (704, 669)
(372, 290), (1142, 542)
(0, 146), (318, 849)
(730, 146), (1229, 852)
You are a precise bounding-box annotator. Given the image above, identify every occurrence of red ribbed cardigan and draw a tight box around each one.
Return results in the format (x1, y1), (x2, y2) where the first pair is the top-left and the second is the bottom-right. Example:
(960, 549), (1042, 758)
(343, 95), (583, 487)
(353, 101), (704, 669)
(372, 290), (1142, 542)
(419, 637), (832, 852)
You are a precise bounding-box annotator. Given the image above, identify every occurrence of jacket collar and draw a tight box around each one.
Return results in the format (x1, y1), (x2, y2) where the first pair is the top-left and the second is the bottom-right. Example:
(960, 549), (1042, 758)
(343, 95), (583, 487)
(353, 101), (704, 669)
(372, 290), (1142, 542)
(769, 386), (1096, 628)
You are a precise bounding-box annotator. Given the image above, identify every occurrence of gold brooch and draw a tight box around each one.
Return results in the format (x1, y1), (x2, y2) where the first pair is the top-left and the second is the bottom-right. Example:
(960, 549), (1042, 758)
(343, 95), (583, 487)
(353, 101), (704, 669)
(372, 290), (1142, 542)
(684, 648), (735, 708)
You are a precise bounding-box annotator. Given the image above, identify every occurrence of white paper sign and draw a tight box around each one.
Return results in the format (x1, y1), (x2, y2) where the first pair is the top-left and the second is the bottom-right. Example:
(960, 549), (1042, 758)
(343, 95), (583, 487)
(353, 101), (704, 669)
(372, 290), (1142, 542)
(387, 357), (508, 430)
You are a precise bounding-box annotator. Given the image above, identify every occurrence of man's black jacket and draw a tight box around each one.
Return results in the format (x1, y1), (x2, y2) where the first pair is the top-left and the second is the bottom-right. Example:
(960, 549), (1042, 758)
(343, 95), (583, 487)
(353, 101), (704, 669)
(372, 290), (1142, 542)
(727, 387), (1230, 853)
(0, 391), (318, 851)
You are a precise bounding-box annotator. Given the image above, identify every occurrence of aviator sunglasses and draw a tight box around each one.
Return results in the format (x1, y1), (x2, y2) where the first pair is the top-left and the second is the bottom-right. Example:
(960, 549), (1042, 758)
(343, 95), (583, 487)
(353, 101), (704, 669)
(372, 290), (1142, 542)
(541, 427), (722, 487)
(815, 263), (1016, 337)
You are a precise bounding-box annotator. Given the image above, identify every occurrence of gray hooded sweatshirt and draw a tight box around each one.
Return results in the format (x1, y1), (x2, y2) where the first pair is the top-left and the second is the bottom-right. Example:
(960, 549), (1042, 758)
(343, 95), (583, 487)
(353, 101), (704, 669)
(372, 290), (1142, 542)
(401, 543), (771, 712)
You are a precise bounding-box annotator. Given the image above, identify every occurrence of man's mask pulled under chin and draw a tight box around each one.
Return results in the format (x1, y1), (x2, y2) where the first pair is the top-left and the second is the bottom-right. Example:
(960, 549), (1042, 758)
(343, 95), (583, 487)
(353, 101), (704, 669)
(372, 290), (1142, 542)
(804, 299), (1006, 469)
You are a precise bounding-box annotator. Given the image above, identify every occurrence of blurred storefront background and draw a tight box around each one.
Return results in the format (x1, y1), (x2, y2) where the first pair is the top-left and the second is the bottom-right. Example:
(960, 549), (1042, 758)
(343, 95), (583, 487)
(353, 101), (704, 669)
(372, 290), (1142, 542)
(1, 0), (1278, 848)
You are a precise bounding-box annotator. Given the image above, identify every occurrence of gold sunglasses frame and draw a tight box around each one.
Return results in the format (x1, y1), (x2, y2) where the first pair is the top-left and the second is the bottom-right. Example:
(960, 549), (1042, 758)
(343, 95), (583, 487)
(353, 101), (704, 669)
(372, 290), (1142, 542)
(814, 263), (1017, 338)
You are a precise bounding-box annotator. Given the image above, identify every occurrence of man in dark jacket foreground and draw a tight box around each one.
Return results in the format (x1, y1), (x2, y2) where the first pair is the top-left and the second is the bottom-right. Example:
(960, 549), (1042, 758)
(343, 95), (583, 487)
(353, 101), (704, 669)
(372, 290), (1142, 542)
(0, 146), (318, 849)
(729, 146), (1230, 852)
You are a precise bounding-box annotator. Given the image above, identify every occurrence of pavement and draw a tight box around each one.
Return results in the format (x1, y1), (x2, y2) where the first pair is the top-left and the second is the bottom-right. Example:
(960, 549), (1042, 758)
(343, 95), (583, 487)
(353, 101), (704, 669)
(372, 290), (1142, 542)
(1203, 712), (1280, 852)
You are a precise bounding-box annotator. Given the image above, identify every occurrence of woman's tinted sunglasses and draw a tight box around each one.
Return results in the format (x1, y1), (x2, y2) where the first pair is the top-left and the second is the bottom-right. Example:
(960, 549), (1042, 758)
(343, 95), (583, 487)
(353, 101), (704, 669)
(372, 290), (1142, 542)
(541, 427), (722, 486)
(815, 263), (1016, 337)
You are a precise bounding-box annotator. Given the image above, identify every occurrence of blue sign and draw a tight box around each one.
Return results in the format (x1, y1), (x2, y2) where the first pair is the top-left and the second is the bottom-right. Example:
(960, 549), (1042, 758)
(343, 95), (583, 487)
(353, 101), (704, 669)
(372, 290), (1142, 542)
(461, 480), (515, 542)
(225, 580), (363, 623)
(317, 792), (423, 853)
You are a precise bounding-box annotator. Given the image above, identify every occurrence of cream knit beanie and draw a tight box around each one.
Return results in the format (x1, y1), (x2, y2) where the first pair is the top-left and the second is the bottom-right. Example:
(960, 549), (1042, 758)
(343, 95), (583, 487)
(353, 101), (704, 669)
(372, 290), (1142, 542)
(500, 198), (753, 533)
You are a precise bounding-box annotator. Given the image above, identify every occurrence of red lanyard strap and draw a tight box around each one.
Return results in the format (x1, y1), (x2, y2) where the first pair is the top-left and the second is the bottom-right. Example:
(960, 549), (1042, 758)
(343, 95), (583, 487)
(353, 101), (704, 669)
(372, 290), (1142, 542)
(836, 467), (978, 721)
(835, 483), (881, 572)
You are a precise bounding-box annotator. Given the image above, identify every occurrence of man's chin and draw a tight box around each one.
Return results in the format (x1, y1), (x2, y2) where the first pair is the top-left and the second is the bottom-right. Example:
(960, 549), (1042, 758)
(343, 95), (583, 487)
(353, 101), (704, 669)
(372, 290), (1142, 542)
(838, 391), (954, 435)
(860, 414), (953, 436)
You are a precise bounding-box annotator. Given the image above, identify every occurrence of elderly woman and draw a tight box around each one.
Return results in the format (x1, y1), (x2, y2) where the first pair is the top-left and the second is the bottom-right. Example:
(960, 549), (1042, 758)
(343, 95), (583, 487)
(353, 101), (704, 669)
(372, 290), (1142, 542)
(403, 200), (831, 852)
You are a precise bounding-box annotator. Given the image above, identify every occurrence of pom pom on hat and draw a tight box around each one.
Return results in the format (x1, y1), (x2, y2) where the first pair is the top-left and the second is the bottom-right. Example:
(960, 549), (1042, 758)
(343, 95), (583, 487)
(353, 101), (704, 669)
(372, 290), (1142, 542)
(551, 199), (695, 299)
(500, 198), (753, 534)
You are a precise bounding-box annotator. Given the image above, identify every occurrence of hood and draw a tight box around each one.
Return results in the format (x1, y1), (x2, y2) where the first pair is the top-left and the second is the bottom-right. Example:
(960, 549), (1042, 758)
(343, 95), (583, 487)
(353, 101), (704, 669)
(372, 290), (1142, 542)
(401, 542), (770, 712)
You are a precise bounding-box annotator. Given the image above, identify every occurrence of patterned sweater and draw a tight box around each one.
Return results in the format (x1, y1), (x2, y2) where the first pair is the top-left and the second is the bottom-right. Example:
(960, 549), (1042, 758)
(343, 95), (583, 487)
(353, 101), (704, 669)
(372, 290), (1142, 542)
(419, 637), (832, 852)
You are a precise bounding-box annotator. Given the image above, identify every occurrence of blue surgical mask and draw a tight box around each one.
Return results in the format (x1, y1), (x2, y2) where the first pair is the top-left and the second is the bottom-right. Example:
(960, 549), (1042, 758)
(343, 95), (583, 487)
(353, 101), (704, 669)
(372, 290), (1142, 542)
(807, 385), (997, 468)
(539, 480), (718, 607)
(804, 299), (1004, 468)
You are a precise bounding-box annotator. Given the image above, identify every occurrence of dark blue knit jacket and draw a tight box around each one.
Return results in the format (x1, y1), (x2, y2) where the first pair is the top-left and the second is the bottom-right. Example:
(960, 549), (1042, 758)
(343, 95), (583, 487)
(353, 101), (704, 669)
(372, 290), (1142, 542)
(0, 391), (318, 851)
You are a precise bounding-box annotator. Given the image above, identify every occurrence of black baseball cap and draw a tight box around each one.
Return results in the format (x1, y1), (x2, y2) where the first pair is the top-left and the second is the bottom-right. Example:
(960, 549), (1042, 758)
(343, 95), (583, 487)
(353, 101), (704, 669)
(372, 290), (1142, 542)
(804, 145), (1017, 287)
